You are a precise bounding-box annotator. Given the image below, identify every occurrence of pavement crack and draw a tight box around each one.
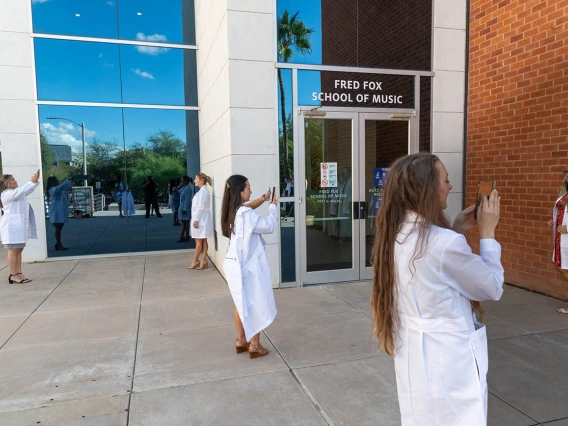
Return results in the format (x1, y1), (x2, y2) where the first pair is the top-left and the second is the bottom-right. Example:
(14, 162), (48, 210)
(290, 370), (334, 426)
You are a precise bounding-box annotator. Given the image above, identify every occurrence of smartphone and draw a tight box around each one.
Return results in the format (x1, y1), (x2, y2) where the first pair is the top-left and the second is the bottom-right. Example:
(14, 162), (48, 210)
(271, 186), (276, 202)
(474, 179), (496, 220)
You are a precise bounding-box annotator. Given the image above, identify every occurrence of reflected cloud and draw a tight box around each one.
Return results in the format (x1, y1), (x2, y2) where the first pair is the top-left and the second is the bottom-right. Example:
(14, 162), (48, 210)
(40, 122), (96, 153)
(32, 0), (50, 3)
(135, 32), (170, 55)
(132, 68), (155, 80)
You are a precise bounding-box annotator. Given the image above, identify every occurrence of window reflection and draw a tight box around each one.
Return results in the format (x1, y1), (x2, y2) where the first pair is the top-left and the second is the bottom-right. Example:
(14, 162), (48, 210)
(35, 39), (197, 106)
(278, 69), (294, 198)
(39, 105), (197, 257)
(277, 0), (432, 70)
(35, 39), (121, 103)
(32, 0), (196, 46)
(280, 202), (296, 282)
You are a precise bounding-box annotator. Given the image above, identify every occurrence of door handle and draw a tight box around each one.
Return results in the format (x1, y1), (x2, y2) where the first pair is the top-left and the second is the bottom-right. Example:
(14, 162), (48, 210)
(353, 201), (367, 220)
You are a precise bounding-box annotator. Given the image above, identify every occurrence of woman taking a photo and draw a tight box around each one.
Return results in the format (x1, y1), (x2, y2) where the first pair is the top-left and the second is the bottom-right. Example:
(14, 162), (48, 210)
(188, 173), (213, 269)
(46, 175), (74, 251)
(221, 175), (277, 359)
(549, 166), (568, 314)
(0, 170), (41, 284)
(371, 153), (504, 425)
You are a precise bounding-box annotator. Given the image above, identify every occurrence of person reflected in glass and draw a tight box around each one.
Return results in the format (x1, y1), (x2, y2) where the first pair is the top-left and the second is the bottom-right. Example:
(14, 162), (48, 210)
(142, 175), (162, 218)
(188, 173), (213, 269)
(46, 175), (74, 251)
(178, 176), (194, 243)
(338, 166), (352, 242)
(0, 171), (41, 283)
(548, 166), (568, 314)
(121, 185), (135, 217)
(169, 178), (181, 226)
(221, 175), (278, 359)
(371, 153), (503, 425)
(114, 181), (124, 218)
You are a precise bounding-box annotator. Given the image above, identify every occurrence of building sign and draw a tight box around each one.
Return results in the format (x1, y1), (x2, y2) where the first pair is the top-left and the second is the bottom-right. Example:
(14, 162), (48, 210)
(372, 167), (390, 217)
(299, 70), (415, 109)
(320, 162), (338, 187)
(373, 167), (389, 187)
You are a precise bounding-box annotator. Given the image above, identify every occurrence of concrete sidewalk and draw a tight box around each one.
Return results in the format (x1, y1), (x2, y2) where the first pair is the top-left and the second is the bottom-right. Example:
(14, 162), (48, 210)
(0, 253), (567, 426)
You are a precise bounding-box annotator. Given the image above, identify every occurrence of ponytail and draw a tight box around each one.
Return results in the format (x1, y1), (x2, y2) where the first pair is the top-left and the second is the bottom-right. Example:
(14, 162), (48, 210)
(197, 172), (212, 186)
(0, 174), (13, 209)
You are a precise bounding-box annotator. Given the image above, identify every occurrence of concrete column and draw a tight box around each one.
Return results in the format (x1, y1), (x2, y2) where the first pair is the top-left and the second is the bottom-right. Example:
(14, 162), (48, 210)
(0, 0), (46, 261)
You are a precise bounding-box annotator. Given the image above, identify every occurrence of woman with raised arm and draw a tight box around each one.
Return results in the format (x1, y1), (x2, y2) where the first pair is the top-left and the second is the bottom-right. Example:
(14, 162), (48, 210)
(46, 175), (74, 251)
(221, 175), (278, 359)
(189, 173), (213, 269)
(0, 170), (41, 283)
(371, 153), (504, 426)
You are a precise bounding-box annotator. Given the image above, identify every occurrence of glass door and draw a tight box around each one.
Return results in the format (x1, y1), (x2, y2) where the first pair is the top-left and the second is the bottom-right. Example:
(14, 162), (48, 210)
(358, 113), (415, 279)
(299, 111), (360, 284)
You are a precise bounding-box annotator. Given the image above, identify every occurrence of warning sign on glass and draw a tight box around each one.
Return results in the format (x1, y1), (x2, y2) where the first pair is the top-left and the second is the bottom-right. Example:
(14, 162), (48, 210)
(321, 162), (338, 187)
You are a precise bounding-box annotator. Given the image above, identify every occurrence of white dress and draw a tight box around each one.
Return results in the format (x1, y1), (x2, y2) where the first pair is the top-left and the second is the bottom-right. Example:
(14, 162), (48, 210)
(393, 213), (504, 426)
(223, 204), (278, 341)
(190, 185), (213, 238)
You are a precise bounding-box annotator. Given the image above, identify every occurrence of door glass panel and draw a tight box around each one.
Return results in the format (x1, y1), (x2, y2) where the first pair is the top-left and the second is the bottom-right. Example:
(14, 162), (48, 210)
(364, 120), (409, 267)
(305, 118), (353, 272)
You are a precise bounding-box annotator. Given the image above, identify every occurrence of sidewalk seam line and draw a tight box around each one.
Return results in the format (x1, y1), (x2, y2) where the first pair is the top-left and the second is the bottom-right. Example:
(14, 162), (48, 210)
(0, 262), (79, 351)
(488, 391), (540, 424)
(290, 370), (334, 426)
(125, 255), (146, 425)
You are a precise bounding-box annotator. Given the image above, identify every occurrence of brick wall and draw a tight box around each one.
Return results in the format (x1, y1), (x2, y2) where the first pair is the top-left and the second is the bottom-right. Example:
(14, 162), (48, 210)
(467, 0), (568, 300)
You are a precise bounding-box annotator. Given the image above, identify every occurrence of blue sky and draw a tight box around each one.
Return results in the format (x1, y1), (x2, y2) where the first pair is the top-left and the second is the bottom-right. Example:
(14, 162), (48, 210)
(32, 0), (195, 155)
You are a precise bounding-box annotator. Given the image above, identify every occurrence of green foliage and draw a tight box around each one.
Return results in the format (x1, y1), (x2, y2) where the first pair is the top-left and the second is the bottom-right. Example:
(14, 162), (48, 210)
(146, 130), (185, 158)
(40, 133), (56, 176)
(128, 152), (185, 200)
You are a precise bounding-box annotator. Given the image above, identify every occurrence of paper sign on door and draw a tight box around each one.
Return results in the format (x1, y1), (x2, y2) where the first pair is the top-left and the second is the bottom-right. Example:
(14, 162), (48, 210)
(320, 162), (338, 187)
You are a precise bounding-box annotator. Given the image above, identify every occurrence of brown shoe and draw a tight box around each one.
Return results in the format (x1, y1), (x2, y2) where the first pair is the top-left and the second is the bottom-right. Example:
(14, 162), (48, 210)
(235, 338), (250, 354)
(248, 343), (268, 359)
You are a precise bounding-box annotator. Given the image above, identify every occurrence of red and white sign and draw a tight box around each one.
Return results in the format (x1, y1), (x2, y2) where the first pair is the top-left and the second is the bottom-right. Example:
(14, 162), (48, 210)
(320, 162), (338, 188)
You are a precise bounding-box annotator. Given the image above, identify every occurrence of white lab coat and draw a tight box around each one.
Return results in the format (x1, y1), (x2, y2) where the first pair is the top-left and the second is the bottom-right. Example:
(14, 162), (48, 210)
(190, 185), (213, 238)
(223, 204), (278, 341)
(0, 181), (39, 244)
(393, 213), (504, 426)
(552, 195), (568, 269)
(121, 191), (136, 216)
(49, 179), (73, 224)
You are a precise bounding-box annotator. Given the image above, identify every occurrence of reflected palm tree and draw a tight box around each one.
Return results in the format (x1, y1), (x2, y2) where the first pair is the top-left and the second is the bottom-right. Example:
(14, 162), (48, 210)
(277, 10), (314, 181)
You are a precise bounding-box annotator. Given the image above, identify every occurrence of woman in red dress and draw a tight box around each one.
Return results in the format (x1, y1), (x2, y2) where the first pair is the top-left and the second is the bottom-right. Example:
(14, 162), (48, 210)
(549, 167), (568, 313)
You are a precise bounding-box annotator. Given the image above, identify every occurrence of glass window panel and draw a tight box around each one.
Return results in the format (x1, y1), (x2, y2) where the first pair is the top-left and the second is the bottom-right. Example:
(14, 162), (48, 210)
(280, 202), (296, 282)
(419, 77), (432, 152)
(121, 46), (197, 106)
(32, 0), (118, 39)
(31, 0), (196, 46)
(34, 39), (197, 106)
(35, 39), (122, 103)
(278, 69), (294, 197)
(118, 0), (196, 46)
(39, 105), (197, 258)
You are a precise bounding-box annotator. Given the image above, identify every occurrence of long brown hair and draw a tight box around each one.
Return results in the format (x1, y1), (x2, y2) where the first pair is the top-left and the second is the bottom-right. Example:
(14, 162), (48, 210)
(196, 172), (212, 186)
(0, 174), (13, 208)
(220, 175), (248, 238)
(371, 154), (451, 356)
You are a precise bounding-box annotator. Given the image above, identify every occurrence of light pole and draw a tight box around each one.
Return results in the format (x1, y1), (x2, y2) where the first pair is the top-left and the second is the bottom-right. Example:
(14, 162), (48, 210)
(46, 117), (88, 187)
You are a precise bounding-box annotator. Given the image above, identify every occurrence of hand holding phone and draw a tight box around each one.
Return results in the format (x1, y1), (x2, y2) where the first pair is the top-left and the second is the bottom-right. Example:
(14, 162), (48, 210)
(474, 179), (496, 220)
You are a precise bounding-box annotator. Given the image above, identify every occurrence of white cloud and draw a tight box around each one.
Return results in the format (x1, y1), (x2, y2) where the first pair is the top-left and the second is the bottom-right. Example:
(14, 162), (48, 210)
(135, 33), (170, 55)
(132, 68), (155, 80)
(32, 0), (50, 3)
(107, 1), (114, 6)
(40, 122), (96, 153)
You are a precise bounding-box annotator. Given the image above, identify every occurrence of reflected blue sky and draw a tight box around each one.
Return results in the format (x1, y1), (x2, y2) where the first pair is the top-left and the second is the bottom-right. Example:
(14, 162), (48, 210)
(35, 38), (193, 106)
(277, 0), (322, 64)
(298, 70), (322, 106)
(31, 0), (192, 44)
(39, 105), (188, 153)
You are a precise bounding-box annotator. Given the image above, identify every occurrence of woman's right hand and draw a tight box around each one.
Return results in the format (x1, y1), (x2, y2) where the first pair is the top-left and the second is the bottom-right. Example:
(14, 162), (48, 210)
(548, 219), (554, 227)
(477, 189), (500, 239)
(31, 170), (40, 183)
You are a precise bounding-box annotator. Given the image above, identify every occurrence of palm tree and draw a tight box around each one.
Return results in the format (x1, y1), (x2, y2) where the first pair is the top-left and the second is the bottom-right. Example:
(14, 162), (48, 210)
(277, 10), (314, 181)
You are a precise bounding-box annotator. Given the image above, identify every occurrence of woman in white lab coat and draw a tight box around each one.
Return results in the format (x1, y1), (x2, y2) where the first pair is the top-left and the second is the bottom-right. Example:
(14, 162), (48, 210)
(0, 171), (41, 284)
(549, 166), (568, 313)
(189, 173), (213, 270)
(221, 175), (278, 359)
(371, 153), (504, 426)
(46, 175), (74, 251)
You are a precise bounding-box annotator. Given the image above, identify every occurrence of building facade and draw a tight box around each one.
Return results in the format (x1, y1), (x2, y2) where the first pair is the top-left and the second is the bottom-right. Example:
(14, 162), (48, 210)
(467, 0), (568, 300)
(0, 0), (468, 287)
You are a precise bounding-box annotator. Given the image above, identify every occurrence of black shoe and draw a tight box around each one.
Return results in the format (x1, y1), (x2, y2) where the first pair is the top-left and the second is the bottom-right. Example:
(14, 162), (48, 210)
(55, 243), (68, 251)
(157, 215), (163, 218)
(145, 215), (149, 218)
(176, 237), (187, 243)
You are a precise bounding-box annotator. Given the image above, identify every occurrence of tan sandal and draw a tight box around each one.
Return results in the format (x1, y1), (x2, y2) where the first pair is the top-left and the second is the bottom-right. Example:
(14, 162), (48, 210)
(186, 261), (199, 269)
(235, 338), (249, 354)
(248, 343), (269, 359)
(556, 307), (568, 314)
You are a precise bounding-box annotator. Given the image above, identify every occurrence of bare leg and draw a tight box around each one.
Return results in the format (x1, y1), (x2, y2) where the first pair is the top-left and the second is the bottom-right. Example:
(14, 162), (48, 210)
(554, 266), (568, 313)
(201, 240), (208, 263)
(188, 240), (201, 268)
(233, 307), (246, 342)
(7, 249), (17, 275)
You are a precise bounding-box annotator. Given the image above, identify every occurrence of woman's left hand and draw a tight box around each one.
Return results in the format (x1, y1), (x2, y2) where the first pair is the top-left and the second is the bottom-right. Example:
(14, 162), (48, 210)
(452, 205), (476, 235)
(558, 225), (568, 234)
(193, 221), (198, 229)
(264, 188), (271, 202)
